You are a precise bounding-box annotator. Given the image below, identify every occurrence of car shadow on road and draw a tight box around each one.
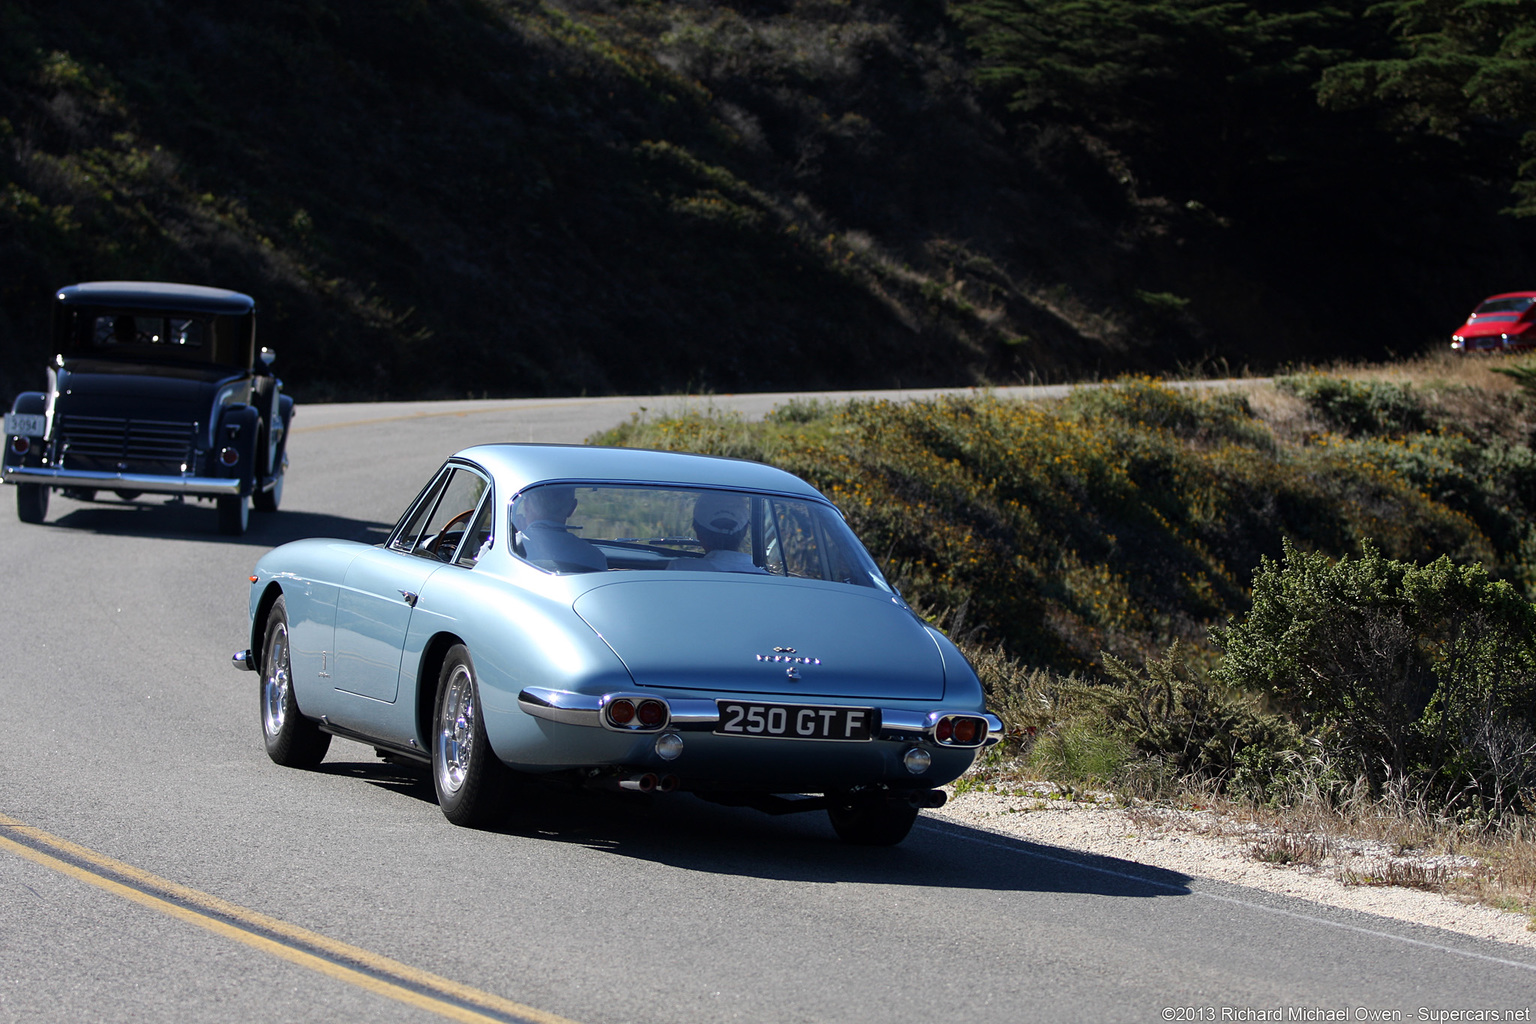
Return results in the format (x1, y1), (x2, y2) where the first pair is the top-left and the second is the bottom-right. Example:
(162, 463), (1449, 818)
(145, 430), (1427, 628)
(44, 497), (391, 545)
(317, 758), (1193, 900)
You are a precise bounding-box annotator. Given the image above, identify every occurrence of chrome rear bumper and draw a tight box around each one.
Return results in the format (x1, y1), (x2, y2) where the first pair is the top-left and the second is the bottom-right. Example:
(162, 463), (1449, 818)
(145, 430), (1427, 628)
(517, 686), (1004, 747)
(1, 465), (242, 495)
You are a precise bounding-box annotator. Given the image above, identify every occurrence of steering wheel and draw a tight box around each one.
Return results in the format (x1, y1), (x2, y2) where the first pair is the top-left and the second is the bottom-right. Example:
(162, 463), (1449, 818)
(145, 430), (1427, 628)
(431, 509), (477, 559)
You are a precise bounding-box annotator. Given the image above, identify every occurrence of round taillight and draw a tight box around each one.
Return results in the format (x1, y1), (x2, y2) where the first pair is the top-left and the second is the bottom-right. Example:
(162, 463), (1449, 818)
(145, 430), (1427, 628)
(636, 700), (666, 727)
(935, 717), (953, 743)
(607, 699), (635, 726)
(219, 447), (240, 467)
(10, 436), (30, 456)
(953, 717), (980, 745)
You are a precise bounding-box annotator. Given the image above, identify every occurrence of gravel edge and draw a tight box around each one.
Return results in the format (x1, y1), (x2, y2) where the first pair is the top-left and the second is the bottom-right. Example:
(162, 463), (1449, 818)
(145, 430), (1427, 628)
(928, 787), (1536, 949)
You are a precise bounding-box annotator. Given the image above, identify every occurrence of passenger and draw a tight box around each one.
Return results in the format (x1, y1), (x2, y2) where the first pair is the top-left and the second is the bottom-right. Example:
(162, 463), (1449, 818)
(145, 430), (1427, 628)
(672, 492), (767, 573)
(112, 315), (137, 345)
(513, 486), (607, 571)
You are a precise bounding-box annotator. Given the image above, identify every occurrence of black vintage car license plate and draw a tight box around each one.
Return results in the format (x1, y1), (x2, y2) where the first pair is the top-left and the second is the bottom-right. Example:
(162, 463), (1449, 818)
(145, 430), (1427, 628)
(716, 701), (875, 741)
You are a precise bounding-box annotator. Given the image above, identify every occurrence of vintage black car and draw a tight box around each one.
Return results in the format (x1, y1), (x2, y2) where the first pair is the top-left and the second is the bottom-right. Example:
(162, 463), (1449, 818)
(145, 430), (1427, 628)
(1, 281), (291, 534)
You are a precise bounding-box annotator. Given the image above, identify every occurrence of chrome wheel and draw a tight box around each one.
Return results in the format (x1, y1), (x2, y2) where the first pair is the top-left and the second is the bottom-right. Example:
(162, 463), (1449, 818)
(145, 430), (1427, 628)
(259, 595), (329, 768)
(431, 645), (509, 827)
(262, 620), (292, 740)
(435, 661), (476, 796)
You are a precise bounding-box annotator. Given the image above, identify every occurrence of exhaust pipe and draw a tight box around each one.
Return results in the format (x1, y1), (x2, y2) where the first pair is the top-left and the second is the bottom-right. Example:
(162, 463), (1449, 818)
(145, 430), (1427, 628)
(657, 774), (679, 793)
(618, 773), (659, 793)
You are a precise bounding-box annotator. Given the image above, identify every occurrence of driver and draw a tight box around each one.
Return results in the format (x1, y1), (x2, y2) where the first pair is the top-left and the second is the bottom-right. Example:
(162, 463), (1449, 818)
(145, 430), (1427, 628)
(513, 486), (607, 571)
(672, 492), (767, 573)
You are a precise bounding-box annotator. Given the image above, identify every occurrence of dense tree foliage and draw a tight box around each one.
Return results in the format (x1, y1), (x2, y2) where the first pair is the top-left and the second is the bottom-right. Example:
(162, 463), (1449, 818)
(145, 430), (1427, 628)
(954, 0), (1536, 215)
(953, 0), (1363, 197)
(1318, 0), (1536, 216)
(1, 1), (1533, 400)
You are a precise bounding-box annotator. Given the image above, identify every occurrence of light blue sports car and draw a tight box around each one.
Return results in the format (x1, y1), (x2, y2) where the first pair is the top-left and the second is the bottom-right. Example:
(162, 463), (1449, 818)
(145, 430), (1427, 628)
(233, 443), (1002, 844)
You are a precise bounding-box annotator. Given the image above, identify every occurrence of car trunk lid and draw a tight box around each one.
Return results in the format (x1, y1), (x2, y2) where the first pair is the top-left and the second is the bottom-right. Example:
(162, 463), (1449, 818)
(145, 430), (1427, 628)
(572, 577), (945, 700)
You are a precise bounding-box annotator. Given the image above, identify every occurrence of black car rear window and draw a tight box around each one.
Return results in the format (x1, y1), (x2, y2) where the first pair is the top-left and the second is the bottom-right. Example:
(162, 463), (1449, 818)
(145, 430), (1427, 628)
(92, 313), (208, 350)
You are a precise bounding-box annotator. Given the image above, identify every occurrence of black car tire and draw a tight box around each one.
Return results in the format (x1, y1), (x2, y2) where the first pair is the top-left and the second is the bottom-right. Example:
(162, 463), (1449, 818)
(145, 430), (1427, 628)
(827, 790), (920, 846)
(260, 596), (331, 768)
(217, 493), (249, 535)
(17, 483), (48, 524)
(253, 468), (283, 513)
(253, 416), (284, 513)
(432, 645), (510, 828)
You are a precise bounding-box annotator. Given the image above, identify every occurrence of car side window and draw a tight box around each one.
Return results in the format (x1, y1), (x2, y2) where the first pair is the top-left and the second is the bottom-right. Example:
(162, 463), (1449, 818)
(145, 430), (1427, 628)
(454, 499), (495, 568)
(392, 467), (489, 563)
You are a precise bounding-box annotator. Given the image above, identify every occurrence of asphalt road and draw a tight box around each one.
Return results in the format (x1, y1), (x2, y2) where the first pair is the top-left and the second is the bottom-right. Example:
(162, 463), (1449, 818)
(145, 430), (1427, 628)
(3, 386), (1534, 1024)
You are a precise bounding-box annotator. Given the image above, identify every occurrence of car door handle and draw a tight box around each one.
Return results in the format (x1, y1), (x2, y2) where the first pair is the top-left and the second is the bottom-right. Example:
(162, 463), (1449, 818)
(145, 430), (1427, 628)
(399, 590), (418, 607)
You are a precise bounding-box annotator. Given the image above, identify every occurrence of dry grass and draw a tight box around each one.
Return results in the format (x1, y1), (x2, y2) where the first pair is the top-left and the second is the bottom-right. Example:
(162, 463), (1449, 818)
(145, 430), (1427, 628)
(971, 761), (1536, 925)
(1173, 785), (1535, 918)
(1248, 350), (1536, 447)
(1288, 348), (1526, 392)
(1250, 831), (1336, 867)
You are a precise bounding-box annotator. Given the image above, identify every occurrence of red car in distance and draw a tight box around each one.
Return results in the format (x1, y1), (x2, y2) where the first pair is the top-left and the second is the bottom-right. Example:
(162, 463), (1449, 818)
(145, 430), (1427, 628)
(1451, 291), (1536, 353)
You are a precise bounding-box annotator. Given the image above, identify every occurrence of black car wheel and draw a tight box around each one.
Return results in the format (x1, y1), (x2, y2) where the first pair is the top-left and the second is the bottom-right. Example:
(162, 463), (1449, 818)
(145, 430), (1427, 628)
(432, 645), (510, 828)
(217, 493), (249, 535)
(260, 596), (331, 768)
(827, 790), (920, 846)
(253, 466), (283, 512)
(17, 484), (48, 524)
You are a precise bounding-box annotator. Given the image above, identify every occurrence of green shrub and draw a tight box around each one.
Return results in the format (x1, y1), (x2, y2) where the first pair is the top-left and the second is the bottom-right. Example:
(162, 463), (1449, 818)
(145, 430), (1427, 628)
(1094, 642), (1301, 786)
(1276, 373), (1429, 437)
(1065, 375), (1274, 450)
(1028, 724), (1138, 788)
(1214, 541), (1536, 817)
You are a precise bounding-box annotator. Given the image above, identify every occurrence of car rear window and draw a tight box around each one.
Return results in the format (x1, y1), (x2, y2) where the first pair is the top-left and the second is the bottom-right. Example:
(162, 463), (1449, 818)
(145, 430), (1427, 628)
(510, 483), (894, 592)
(92, 313), (208, 349)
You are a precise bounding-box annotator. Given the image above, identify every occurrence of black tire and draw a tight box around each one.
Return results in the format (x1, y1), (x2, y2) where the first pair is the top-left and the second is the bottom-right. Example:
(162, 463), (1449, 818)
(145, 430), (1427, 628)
(217, 493), (249, 535)
(253, 466), (283, 512)
(827, 791), (920, 846)
(17, 484), (48, 524)
(260, 596), (331, 768)
(432, 645), (510, 828)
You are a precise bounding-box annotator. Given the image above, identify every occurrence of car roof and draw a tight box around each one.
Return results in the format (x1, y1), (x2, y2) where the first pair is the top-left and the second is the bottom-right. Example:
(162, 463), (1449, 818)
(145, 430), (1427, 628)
(1477, 291), (1536, 302)
(455, 443), (827, 500)
(56, 281), (256, 316)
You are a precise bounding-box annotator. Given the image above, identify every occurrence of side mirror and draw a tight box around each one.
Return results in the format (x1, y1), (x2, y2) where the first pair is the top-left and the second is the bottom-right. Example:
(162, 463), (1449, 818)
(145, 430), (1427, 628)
(259, 347), (276, 367)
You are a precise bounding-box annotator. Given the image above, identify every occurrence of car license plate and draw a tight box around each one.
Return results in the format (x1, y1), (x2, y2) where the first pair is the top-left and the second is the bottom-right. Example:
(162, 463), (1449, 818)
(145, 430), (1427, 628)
(716, 701), (874, 741)
(4, 412), (45, 438)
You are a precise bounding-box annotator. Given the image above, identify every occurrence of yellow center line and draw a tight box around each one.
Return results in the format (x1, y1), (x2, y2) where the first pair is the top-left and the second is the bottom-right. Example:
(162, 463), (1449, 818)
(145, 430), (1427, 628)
(0, 813), (580, 1024)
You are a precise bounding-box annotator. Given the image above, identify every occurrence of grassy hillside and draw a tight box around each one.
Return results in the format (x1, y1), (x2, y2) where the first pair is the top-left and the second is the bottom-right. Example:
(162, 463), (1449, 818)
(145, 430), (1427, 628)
(590, 355), (1536, 822)
(4, 0), (1534, 402)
